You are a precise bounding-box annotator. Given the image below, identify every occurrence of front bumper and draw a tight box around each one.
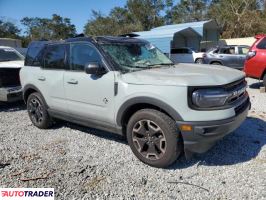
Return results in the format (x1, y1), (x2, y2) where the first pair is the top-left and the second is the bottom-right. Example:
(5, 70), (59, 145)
(177, 97), (250, 156)
(0, 86), (23, 102)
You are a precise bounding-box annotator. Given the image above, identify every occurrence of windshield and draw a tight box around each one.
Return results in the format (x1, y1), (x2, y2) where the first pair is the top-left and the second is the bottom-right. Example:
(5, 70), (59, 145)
(100, 42), (174, 72)
(0, 48), (24, 62)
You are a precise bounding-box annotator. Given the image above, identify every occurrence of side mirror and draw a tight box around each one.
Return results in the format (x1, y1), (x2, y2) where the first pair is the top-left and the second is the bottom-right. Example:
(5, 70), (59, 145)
(84, 63), (106, 76)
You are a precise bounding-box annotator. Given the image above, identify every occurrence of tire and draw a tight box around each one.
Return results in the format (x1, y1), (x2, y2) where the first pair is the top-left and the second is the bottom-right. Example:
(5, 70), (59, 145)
(211, 62), (222, 65)
(126, 109), (182, 168)
(263, 73), (266, 87)
(195, 58), (203, 64)
(27, 92), (52, 129)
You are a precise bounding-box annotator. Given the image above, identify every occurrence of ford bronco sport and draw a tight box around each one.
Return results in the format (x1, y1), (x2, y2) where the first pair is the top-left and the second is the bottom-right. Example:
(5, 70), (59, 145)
(20, 36), (250, 168)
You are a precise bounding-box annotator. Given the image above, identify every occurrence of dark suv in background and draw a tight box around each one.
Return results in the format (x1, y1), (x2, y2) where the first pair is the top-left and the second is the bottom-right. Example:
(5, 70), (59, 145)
(203, 45), (249, 70)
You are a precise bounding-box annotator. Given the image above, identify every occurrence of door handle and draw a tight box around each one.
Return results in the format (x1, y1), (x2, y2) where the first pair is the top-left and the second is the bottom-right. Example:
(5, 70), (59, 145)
(38, 76), (46, 81)
(67, 79), (78, 84)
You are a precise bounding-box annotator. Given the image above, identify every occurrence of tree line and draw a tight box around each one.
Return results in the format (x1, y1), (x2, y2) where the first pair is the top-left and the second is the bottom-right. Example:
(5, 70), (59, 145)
(0, 0), (265, 47)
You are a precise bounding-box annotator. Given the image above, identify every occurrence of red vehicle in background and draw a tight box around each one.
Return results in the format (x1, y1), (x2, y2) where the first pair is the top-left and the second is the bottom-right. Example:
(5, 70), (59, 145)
(244, 34), (266, 87)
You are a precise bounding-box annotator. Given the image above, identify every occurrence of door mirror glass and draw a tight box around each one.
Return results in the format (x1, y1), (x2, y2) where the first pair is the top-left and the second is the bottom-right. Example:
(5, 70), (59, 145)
(84, 63), (106, 75)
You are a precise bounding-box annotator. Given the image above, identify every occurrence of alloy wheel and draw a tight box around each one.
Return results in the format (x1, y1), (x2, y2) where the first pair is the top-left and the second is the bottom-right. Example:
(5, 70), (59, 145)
(28, 97), (44, 125)
(132, 119), (167, 160)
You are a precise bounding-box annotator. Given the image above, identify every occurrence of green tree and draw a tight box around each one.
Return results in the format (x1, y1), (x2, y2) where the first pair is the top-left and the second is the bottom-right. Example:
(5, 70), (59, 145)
(84, 8), (142, 36)
(171, 0), (210, 23)
(208, 0), (265, 38)
(0, 18), (21, 38)
(127, 0), (165, 30)
(21, 14), (76, 40)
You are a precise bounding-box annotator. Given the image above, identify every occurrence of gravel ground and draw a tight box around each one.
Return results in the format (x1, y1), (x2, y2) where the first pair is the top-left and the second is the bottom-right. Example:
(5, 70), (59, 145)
(0, 78), (265, 200)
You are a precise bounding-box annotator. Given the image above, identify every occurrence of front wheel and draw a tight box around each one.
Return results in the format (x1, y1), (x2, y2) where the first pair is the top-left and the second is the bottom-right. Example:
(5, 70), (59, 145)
(126, 109), (182, 168)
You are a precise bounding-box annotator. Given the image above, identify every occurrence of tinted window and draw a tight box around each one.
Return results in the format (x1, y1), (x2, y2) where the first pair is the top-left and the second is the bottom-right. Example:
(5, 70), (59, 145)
(0, 48), (23, 62)
(219, 47), (235, 54)
(257, 38), (266, 49)
(25, 41), (48, 66)
(171, 48), (184, 54)
(70, 43), (102, 71)
(44, 45), (66, 69)
(238, 47), (249, 55)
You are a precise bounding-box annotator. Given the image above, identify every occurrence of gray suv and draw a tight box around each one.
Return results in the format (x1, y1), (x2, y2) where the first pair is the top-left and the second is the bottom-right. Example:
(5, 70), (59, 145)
(20, 36), (250, 168)
(203, 45), (250, 70)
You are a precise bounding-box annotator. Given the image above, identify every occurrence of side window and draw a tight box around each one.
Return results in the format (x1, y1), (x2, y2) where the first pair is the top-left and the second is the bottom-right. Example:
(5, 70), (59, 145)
(257, 38), (266, 49)
(183, 48), (189, 54)
(43, 45), (66, 69)
(219, 47), (235, 54)
(238, 47), (249, 55)
(70, 43), (102, 71)
(171, 49), (183, 54)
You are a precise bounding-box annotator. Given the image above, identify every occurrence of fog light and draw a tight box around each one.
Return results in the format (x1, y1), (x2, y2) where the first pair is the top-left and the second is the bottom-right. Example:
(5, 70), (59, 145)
(180, 125), (193, 131)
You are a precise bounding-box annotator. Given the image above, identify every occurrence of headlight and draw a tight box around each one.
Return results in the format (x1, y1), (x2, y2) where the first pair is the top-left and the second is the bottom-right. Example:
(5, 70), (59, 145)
(192, 89), (229, 108)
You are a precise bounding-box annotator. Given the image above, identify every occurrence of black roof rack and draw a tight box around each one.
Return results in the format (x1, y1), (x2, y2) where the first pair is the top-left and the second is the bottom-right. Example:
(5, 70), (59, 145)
(119, 33), (139, 38)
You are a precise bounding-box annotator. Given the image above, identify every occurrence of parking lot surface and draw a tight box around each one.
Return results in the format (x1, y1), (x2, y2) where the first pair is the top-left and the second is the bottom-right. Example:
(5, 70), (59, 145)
(0, 78), (265, 200)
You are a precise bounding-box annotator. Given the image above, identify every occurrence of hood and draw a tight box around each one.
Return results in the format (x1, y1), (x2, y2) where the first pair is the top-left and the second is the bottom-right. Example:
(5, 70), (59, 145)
(121, 63), (245, 86)
(0, 60), (24, 69)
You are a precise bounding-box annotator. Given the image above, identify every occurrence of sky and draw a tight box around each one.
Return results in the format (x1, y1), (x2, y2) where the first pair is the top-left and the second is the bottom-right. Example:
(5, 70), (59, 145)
(0, 0), (128, 34)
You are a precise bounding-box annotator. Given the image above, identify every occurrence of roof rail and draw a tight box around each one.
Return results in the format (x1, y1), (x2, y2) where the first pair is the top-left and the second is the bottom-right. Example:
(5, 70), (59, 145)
(74, 33), (85, 38)
(255, 34), (266, 39)
(119, 33), (139, 38)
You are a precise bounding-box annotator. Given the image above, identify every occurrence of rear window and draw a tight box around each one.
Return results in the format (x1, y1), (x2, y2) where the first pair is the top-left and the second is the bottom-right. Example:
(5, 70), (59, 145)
(0, 48), (23, 62)
(257, 38), (266, 49)
(43, 44), (68, 70)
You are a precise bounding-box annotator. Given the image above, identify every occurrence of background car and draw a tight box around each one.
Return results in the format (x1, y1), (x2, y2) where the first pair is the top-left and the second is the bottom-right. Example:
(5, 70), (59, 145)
(203, 45), (250, 70)
(244, 34), (266, 87)
(170, 47), (204, 64)
(0, 46), (24, 102)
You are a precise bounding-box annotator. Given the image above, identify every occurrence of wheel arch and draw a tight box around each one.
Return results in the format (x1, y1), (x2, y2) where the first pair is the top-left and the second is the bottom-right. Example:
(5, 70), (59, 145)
(260, 68), (266, 80)
(210, 60), (223, 65)
(116, 97), (183, 133)
(23, 84), (48, 108)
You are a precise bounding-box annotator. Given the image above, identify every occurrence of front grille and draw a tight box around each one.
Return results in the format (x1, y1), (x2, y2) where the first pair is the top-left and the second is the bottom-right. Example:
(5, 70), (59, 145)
(224, 78), (247, 105)
(0, 68), (21, 87)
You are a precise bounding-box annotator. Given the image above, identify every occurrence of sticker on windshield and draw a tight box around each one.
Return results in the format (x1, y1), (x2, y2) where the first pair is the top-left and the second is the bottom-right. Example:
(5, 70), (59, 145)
(145, 43), (156, 50)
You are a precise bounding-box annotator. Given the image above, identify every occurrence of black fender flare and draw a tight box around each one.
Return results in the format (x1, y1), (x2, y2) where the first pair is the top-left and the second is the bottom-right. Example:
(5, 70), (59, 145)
(23, 84), (48, 108)
(116, 96), (183, 126)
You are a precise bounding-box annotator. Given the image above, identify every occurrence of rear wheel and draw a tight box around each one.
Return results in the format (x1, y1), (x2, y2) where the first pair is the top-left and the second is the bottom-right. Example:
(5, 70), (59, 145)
(211, 62), (222, 65)
(195, 58), (203, 64)
(27, 92), (52, 129)
(126, 109), (182, 168)
(263, 73), (266, 87)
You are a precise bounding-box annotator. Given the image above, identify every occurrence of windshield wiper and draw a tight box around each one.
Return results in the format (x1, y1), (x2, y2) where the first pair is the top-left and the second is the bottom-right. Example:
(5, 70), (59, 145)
(148, 63), (174, 67)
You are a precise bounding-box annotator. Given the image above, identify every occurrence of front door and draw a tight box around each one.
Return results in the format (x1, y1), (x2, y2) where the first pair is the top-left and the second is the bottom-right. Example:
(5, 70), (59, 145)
(64, 42), (115, 125)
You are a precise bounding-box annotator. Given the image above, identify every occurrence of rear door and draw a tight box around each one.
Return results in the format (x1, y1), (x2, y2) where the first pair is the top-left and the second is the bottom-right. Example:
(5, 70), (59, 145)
(218, 47), (239, 68)
(36, 44), (68, 112)
(236, 46), (249, 69)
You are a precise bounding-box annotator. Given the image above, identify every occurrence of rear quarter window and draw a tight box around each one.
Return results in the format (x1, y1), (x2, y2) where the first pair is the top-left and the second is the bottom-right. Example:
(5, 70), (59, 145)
(25, 41), (47, 66)
(257, 38), (266, 49)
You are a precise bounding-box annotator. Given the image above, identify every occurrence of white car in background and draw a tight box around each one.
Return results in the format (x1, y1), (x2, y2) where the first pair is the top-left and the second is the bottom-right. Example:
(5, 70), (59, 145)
(0, 46), (24, 102)
(170, 47), (204, 64)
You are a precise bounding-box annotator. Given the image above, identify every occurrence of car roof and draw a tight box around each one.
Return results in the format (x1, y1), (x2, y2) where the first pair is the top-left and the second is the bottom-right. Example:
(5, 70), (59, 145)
(29, 36), (148, 47)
